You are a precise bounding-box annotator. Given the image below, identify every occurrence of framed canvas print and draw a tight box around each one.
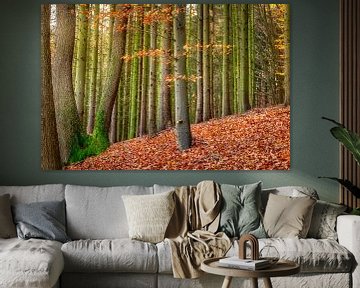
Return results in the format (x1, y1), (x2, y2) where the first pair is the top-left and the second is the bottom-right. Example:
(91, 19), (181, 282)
(41, 4), (290, 170)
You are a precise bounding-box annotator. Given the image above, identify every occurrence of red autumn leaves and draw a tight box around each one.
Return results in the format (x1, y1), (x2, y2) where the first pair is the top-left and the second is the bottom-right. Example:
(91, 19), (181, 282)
(66, 106), (290, 170)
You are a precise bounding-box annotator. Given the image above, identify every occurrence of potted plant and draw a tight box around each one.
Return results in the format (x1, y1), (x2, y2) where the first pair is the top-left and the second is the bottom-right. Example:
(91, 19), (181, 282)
(320, 117), (360, 215)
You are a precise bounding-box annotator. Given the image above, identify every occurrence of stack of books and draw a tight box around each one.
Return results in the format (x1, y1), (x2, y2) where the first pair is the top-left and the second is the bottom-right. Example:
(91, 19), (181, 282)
(218, 257), (271, 270)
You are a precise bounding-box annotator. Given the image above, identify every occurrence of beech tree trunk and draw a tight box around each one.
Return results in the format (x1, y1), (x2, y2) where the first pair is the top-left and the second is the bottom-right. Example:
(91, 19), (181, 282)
(283, 5), (290, 106)
(52, 4), (82, 164)
(93, 5), (129, 147)
(128, 14), (141, 139)
(41, 4), (62, 170)
(74, 4), (89, 124)
(139, 8), (150, 136)
(195, 4), (203, 123)
(148, 4), (157, 136)
(159, 4), (173, 130)
(174, 4), (192, 150)
(202, 4), (211, 121)
(87, 4), (100, 134)
(222, 4), (230, 117)
(240, 4), (251, 112)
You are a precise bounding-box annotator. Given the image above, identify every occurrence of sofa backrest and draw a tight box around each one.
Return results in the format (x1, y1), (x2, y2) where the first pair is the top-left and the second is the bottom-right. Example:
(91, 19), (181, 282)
(65, 184), (154, 240)
(0, 184), (65, 204)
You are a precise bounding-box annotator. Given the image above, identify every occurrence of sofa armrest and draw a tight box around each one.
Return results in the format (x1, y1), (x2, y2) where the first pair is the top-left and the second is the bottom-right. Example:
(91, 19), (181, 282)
(337, 215), (360, 288)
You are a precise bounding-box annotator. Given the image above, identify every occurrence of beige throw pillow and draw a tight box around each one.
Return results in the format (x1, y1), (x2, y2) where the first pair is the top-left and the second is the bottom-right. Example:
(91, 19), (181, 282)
(263, 193), (316, 238)
(122, 191), (175, 243)
(0, 194), (17, 238)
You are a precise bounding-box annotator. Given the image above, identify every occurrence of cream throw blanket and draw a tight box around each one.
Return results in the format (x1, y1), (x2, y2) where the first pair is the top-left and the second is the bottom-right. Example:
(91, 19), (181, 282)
(165, 181), (231, 278)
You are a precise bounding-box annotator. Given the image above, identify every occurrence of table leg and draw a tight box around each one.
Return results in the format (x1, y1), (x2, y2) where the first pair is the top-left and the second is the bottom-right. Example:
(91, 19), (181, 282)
(263, 277), (273, 288)
(221, 276), (233, 288)
(251, 278), (258, 288)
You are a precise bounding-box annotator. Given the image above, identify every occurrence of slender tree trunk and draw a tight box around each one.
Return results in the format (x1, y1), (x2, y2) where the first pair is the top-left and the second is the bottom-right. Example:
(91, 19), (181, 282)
(87, 4), (100, 134)
(195, 4), (203, 123)
(232, 5), (239, 113)
(93, 5), (129, 147)
(52, 4), (82, 164)
(74, 4), (89, 124)
(105, 5), (116, 69)
(159, 4), (173, 131)
(116, 83), (122, 142)
(96, 5), (105, 110)
(283, 5), (290, 106)
(202, 4), (211, 121)
(240, 4), (250, 112)
(128, 14), (141, 139)
(109, 100), (117, 143)
(262, 5), (277, 105)
(174, 4), (192, 150)
(222, 4), (230, 117)
(139, 9), (150, 136)
(248, 5), (255, 107)
(209, 4), (215, 119)
(121, 19), (132, 141)
(148, 4), (157, 136)
(41, 4), (62, 170)
(136, 17), (144, 137)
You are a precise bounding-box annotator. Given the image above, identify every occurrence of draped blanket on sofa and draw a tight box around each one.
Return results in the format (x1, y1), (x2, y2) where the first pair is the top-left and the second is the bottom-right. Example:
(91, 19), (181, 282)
(165, 181), (231, 278)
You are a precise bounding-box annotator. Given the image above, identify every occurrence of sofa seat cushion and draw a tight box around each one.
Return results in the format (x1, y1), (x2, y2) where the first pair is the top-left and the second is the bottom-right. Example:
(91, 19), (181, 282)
(157, 238), (354, 274)
(229, 238), (354, 273)
(0, 238), (64, 288)
(62, 239), (158, 273)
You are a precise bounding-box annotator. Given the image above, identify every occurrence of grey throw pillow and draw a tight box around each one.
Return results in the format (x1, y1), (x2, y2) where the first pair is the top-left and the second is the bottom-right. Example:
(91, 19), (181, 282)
(218, 182), (266, 238)
(307, 200), (347, 240)
(0, 194), (16, 238)
(12, 200), (70, 243)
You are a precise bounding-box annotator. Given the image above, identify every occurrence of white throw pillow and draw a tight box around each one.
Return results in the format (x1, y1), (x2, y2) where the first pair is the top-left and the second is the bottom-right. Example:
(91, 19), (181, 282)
(122, 191), (175, 243)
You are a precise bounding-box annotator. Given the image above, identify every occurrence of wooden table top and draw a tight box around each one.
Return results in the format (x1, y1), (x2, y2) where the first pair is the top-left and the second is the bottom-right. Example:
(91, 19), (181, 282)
(201, 257), (300, 278)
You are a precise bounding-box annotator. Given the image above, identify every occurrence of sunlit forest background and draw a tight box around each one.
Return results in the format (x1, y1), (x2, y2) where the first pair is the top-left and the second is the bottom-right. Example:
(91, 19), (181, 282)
(41, 4), (290, 170)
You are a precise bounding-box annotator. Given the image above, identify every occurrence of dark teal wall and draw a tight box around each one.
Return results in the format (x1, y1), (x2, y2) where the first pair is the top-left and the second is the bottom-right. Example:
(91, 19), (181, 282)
(0, 0), (340, 202)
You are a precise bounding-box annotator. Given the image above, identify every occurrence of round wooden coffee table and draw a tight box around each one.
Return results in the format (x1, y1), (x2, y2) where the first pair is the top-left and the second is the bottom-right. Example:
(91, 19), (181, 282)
(201, 257), (300, 288)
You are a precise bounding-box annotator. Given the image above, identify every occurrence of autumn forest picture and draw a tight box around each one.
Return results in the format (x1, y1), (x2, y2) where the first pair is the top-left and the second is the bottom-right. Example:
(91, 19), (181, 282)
(41, 4), (290, 170)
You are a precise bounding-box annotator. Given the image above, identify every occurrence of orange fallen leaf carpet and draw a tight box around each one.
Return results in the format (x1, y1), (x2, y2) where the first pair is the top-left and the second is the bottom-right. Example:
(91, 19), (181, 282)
(66, 106), (290, 170)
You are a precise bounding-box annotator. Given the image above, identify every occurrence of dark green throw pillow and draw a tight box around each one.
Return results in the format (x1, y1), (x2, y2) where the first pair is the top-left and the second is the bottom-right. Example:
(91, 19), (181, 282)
(12, 200), (70, 243)
(218, 182), (266, 238)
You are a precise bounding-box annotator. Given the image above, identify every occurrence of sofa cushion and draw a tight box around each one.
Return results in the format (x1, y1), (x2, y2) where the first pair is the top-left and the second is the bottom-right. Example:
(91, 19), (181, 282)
(61, 239), (158, 273)
(261, 186), (319, 212)
(218, 182), (266, 238)
(158, 237), (353, 274)
(263, 193), (316, 238)
(0, 194), (16, 238)
(231, 238), (353, 273)
(261, 238), (353, 273)
(122, 191), (175, 243)
(307, 200), (347, 240)
(12, 200), (70, 243)
(0, 238), (64, 288)
(0, 184), (65, 204)
(65, 185), (153, 239)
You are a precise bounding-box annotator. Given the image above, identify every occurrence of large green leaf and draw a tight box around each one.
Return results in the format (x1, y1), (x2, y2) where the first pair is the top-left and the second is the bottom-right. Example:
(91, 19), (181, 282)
(322, 117), (360, 165)
(319, 177), (360, 199)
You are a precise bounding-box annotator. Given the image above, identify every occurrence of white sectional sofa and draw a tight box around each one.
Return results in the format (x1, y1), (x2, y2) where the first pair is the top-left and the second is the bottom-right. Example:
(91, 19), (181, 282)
(0, 184), (359, 288)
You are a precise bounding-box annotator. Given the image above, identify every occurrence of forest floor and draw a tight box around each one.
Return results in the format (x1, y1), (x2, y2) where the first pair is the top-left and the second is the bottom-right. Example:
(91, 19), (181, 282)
(66, 106), (290, 170)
